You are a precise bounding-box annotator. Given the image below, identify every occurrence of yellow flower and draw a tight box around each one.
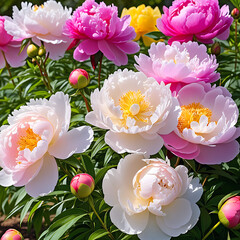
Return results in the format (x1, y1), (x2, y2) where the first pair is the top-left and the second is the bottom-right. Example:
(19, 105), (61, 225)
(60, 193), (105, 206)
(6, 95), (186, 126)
(121, 4), (161, 46)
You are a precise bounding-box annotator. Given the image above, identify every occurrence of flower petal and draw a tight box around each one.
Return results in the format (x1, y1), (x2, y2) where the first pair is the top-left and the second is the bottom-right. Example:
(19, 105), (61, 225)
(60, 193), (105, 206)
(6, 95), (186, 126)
(0, 170), (16, 187)
(25, 154), (58, 197)
(48, 126), (93, 159)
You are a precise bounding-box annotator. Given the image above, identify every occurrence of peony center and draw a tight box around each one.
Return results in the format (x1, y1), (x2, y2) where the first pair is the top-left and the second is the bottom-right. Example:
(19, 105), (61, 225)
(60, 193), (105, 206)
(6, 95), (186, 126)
(119, 90), (151, 125)
(177, 102), (212, 133)
(33, 4), (44, 11)
(18, 128), (41, 151)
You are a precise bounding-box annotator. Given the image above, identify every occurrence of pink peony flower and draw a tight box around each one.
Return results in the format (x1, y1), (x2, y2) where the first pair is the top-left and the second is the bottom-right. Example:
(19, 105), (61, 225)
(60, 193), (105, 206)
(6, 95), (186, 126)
(157, 0), (233, 44)
(0, 16), (27, 69)
(0, 92), (94, 197)
(218, 196), (240, 229)
(4, 0), (72, 60)
(135, 41), (220, 93)
(162, 83), (240, 165)
(63, 0), (140, 66)
(69, 69), (90, 89)
(103, 154), (203, 240)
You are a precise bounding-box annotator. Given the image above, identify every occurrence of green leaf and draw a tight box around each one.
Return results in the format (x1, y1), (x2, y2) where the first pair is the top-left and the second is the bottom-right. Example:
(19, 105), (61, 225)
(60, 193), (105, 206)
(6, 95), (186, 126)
(20, 198), (35, 224)
(230, 0), (240, 8)
(144, 31), (166, 40)
(200, 208), (212, 234)
(218, 190), (240, 209)
(91, 135), (106, 159)
(19, 38), (30, 55)
(88, 229), (108, 240)
(95, 165), (115, 185)
(28, 200), (44, 221)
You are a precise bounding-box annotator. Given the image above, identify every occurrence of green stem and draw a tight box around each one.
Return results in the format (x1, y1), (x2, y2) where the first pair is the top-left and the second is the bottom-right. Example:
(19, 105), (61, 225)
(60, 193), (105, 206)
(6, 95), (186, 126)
(88, 195), (115, 240)
(234, 19), (238, 84)
(202, 221), (221, 240)
(42, 53), (53, 93)
(1, 50), (15, 87)
(98, 55), (103, 89)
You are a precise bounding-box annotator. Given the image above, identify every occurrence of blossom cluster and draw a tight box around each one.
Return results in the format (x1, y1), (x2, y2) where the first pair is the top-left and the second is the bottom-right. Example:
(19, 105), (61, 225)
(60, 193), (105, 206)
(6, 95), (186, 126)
(0, 0), (239, 240)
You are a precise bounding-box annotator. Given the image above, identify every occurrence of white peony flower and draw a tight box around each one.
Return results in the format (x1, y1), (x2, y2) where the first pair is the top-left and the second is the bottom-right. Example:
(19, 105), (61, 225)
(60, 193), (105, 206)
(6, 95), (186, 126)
(4, 0), (72, 60)
(85, 69), (180, 156)
(103, 154), (203, 240)
(0, 92), (94, 197)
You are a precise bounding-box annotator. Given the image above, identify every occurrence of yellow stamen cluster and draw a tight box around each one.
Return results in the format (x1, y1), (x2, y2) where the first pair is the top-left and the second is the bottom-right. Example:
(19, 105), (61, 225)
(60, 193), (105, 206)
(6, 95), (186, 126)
(18, 128), (41, 151)
(177, 102), (212, 133)
(33, 4), (44, 11)
(119, 90), (151, 126)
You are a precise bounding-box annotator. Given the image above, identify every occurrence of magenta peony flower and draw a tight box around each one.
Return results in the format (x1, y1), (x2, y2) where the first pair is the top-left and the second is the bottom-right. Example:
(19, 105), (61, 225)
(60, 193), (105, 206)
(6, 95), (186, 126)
(162, 83), (240, 165)
(63, 0), (140, 66)
(135, 41), (220, 93)
(0, 16), (26, 69)
(157, 0), (233, 44)
(218, 196), (240, 229)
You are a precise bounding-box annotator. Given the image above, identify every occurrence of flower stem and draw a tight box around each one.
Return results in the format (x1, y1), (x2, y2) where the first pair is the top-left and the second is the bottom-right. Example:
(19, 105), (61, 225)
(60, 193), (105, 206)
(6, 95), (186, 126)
(202, 221), (221, 240)
(78, 90), (91, 112)
(174, 157), (180, 167)
(98, 55), (103, 89)
(234, 19), (238, 84)
(88, 195), (115, 240)
(1, 50), (15, 87)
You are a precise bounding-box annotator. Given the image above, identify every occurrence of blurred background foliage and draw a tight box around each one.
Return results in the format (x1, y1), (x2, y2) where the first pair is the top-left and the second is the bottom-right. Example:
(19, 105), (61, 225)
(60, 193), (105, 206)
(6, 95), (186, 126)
(0, 0), (234, 16)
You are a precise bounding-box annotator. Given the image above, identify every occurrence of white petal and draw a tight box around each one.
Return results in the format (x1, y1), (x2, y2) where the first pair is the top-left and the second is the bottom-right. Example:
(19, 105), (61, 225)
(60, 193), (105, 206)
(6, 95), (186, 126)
(138, 214), (170, 240)
(105, 131), (164, 155)
(110, 205), (149, 235)
(175, 165), (190, 196)
(102, 168), (119, 206)
(181, 178), (203, 203)
(0, 170), (16, 187)
(48, 126), (93, 159)
(25, 154), (58, 197)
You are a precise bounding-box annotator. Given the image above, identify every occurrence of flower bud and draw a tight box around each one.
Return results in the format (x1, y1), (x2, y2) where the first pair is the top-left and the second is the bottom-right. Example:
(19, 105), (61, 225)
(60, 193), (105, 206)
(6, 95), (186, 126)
(1, 229), (24, 240)
(69, 69), (90, 89)
(231, 8), (240, 19)
(218, 196), (240, 229)
(38, 46), (46, 57)
(27, 44), (38, 58)
(70, 173), (94, 198)
(211, 42), (221, 56)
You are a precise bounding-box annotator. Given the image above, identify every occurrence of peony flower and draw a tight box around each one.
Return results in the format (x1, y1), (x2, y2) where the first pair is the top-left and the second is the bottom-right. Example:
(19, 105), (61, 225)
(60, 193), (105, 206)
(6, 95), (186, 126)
(0, 16), (27, 69)
(157, 0), (233, 44)
(0, 92), (94, 197)
(85, 69), (180, 156)
(162, 83), (240, 165)
(70, 173), (95, 198)
(218, 196), (240, 229)
(135, 41), (220, 93)
(103, 154), (203, 240)
(121, 4), (161, 46)
(4, 0), (72, 60)
(1, 229), (24, 240)
(63, 0), (140, 66)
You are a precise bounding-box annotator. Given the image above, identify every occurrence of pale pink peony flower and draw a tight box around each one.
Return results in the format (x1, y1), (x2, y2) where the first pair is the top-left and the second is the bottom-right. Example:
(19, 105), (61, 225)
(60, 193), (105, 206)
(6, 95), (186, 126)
(4, 0), (72, 60)
(63, 0), (140, 66)
(85, 69), (180, 156)
(162, 83), (240, 164)
(0, 92), (94, 197)
(157, 0), (233, 44)
(0, 16), (27, 69)
(135, 41), (220, 93)
(103, 154), (203, 240)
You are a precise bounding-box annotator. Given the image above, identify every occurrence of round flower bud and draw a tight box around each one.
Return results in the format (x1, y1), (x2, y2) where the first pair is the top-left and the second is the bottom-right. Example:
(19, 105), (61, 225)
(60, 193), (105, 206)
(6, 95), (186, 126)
(211, 42), (221, 56)
(27, 44), (38, 58)
(218, 196), (240, 229)
(69, 69), (90, 89)
(231, 8), (240, 19)
(70, 173), (94, 198)
(38, 46), (46, 57)
(1, 229), (24, 240)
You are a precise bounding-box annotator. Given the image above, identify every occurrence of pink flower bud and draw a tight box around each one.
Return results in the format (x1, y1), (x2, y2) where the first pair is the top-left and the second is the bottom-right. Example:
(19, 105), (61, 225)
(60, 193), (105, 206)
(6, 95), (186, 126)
(70, 173), (94, 198)
(69, 69), (90, 89)
(231, 8), (240, 19)
(1, 229), (24, 240)
(218, 196), (240, 229)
